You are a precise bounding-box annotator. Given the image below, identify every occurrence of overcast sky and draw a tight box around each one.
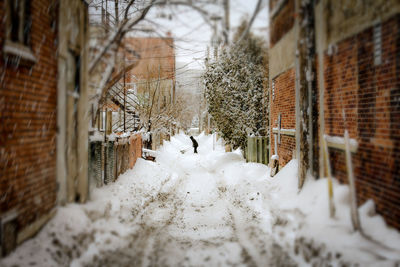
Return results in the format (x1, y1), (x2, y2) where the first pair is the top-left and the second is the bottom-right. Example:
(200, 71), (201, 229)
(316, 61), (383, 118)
(144, 0), (269, 70)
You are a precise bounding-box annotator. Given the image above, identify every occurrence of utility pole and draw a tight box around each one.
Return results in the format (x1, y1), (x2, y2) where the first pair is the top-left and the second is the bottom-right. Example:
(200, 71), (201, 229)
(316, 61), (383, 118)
(123, 53), (126, 132)
(105, 0), (108, 30)
(101, 0), (104, 24)
(114, 0), (119, 26)
(223, 0), (230, 45)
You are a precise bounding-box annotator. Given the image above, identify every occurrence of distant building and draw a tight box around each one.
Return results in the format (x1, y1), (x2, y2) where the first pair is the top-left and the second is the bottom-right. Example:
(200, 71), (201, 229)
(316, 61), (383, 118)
(176, 64), (207, 132)
(269, 0), (400, 229)
(124, 37), (176, 149)
(0, 0), (89, 255)
(176, 64), (203, 94)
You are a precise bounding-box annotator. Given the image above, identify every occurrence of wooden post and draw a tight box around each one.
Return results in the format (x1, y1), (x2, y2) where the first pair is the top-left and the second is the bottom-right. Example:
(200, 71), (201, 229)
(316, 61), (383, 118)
(123, 70), (126, 132)
(344, 129), (362, 232)
(322, 135), (336, 218)
(277, 113), (281, 144)
(295, 0), (318, 189)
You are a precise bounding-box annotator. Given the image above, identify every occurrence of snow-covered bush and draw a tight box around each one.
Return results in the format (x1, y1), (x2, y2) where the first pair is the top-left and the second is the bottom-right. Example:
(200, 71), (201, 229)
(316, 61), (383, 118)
(204, 21), (268, 149)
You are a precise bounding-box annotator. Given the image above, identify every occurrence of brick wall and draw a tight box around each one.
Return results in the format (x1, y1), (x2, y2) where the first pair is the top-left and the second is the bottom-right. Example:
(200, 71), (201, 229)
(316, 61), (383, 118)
(0, 0), (58, 234)
(323, 15), (400, 229)
(270, 0), (295, 47)
(270, 68), (296, 166)
(124, 37), (175, 81)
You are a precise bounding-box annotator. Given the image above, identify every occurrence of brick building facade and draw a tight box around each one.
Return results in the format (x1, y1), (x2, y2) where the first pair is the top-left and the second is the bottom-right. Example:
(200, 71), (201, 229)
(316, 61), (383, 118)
(0, 0), (89, 255)
(269, 0), (400, 229)
(124, 37), (176, 149)
(270, 68), (296, 166)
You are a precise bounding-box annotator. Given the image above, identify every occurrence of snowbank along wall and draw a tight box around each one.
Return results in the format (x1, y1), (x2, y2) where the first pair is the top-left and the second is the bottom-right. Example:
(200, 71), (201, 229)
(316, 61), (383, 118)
(269, 0), (400, 229)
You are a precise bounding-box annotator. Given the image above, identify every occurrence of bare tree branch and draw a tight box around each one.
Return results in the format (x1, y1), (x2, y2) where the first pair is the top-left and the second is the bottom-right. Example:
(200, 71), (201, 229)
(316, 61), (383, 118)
(124, 0), (136, 20)
(89, 0), (156, 73)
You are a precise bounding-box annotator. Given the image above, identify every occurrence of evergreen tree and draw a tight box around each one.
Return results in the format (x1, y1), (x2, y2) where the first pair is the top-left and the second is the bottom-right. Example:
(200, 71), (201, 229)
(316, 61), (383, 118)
(204, 21), (268, 149)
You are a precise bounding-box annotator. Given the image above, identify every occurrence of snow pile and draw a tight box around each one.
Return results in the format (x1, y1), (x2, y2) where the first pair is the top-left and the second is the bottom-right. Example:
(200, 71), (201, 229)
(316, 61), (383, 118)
(325, 134), (358, 148)
(269, 160), (400, 266)
(89, 130), (104, 142)
(1, 133), (399, 266)
(1, 158), (172, 266)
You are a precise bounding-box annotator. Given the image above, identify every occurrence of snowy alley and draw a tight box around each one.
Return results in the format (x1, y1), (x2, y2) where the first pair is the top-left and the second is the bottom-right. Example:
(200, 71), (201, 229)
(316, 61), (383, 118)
(2, 0), (400, 266)
(1, 134), (400, 267)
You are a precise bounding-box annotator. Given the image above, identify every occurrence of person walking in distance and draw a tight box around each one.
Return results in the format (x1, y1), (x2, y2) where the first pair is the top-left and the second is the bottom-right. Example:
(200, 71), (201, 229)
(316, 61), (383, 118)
(190, 136), (198, 153)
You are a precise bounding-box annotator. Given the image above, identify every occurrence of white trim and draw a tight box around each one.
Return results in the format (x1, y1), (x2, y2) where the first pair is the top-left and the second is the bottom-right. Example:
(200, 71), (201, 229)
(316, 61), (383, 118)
(17, 209), (56, 245)
(325, 134), (358, 153)
(272, 127), (296, 136)
(3, 41), (37, 63)
(0, 209), (18, 223)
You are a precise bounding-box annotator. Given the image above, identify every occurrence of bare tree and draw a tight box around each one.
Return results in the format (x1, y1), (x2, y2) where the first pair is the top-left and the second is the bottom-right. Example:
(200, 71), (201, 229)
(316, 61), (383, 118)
(132, 66), (195, 147)
(88, 0), (265, 131)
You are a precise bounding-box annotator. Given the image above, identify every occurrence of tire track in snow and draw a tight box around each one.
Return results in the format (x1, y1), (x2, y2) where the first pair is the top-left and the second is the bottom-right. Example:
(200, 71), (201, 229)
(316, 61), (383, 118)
(126, 170), (189, 266)
(215, 171), (297, 267)
(82, 166), (189, 267)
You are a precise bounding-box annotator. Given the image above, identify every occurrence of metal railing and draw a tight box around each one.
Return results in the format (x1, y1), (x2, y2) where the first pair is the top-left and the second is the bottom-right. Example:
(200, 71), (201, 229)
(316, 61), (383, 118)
(107, 82), (141, 132)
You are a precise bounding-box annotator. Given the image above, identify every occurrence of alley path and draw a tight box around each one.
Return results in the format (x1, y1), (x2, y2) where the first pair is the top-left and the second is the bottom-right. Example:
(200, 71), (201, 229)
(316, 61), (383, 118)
(82, 134), (295, 266)
(2, 133), (400, 267)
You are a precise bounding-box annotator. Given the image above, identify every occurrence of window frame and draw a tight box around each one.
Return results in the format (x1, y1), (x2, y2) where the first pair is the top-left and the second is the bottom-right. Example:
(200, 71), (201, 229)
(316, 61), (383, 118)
(3, 0), (36, 65)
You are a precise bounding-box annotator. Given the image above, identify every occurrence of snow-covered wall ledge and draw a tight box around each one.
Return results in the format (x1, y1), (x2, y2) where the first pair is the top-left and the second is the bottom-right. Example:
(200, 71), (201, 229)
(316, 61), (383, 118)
(89, 131), (104, 142)
(325, 134), (358, 153)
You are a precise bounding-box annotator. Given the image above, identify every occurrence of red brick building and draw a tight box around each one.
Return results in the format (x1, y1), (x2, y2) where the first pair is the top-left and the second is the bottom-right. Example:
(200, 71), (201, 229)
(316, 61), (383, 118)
(0, 0), (89, 255)
(124, 37), (176, 83)
(269, 0), (400, 229)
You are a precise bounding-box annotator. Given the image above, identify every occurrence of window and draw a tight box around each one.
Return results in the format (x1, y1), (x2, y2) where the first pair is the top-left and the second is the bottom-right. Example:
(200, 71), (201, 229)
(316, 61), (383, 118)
(7, 0), (31, 45)
(4, 0), (36, 64)
(373, 23), (382, 66)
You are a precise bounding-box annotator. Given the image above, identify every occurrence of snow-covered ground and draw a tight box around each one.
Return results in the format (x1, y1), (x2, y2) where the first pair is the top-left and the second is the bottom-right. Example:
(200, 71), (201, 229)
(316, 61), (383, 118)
(2, 133), (400, 266)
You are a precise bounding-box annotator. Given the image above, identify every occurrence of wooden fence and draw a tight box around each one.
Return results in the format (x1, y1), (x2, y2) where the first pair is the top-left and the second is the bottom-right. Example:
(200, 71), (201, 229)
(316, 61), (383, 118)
(89, 133), (142, 188)
(246, 136), (269, 165)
